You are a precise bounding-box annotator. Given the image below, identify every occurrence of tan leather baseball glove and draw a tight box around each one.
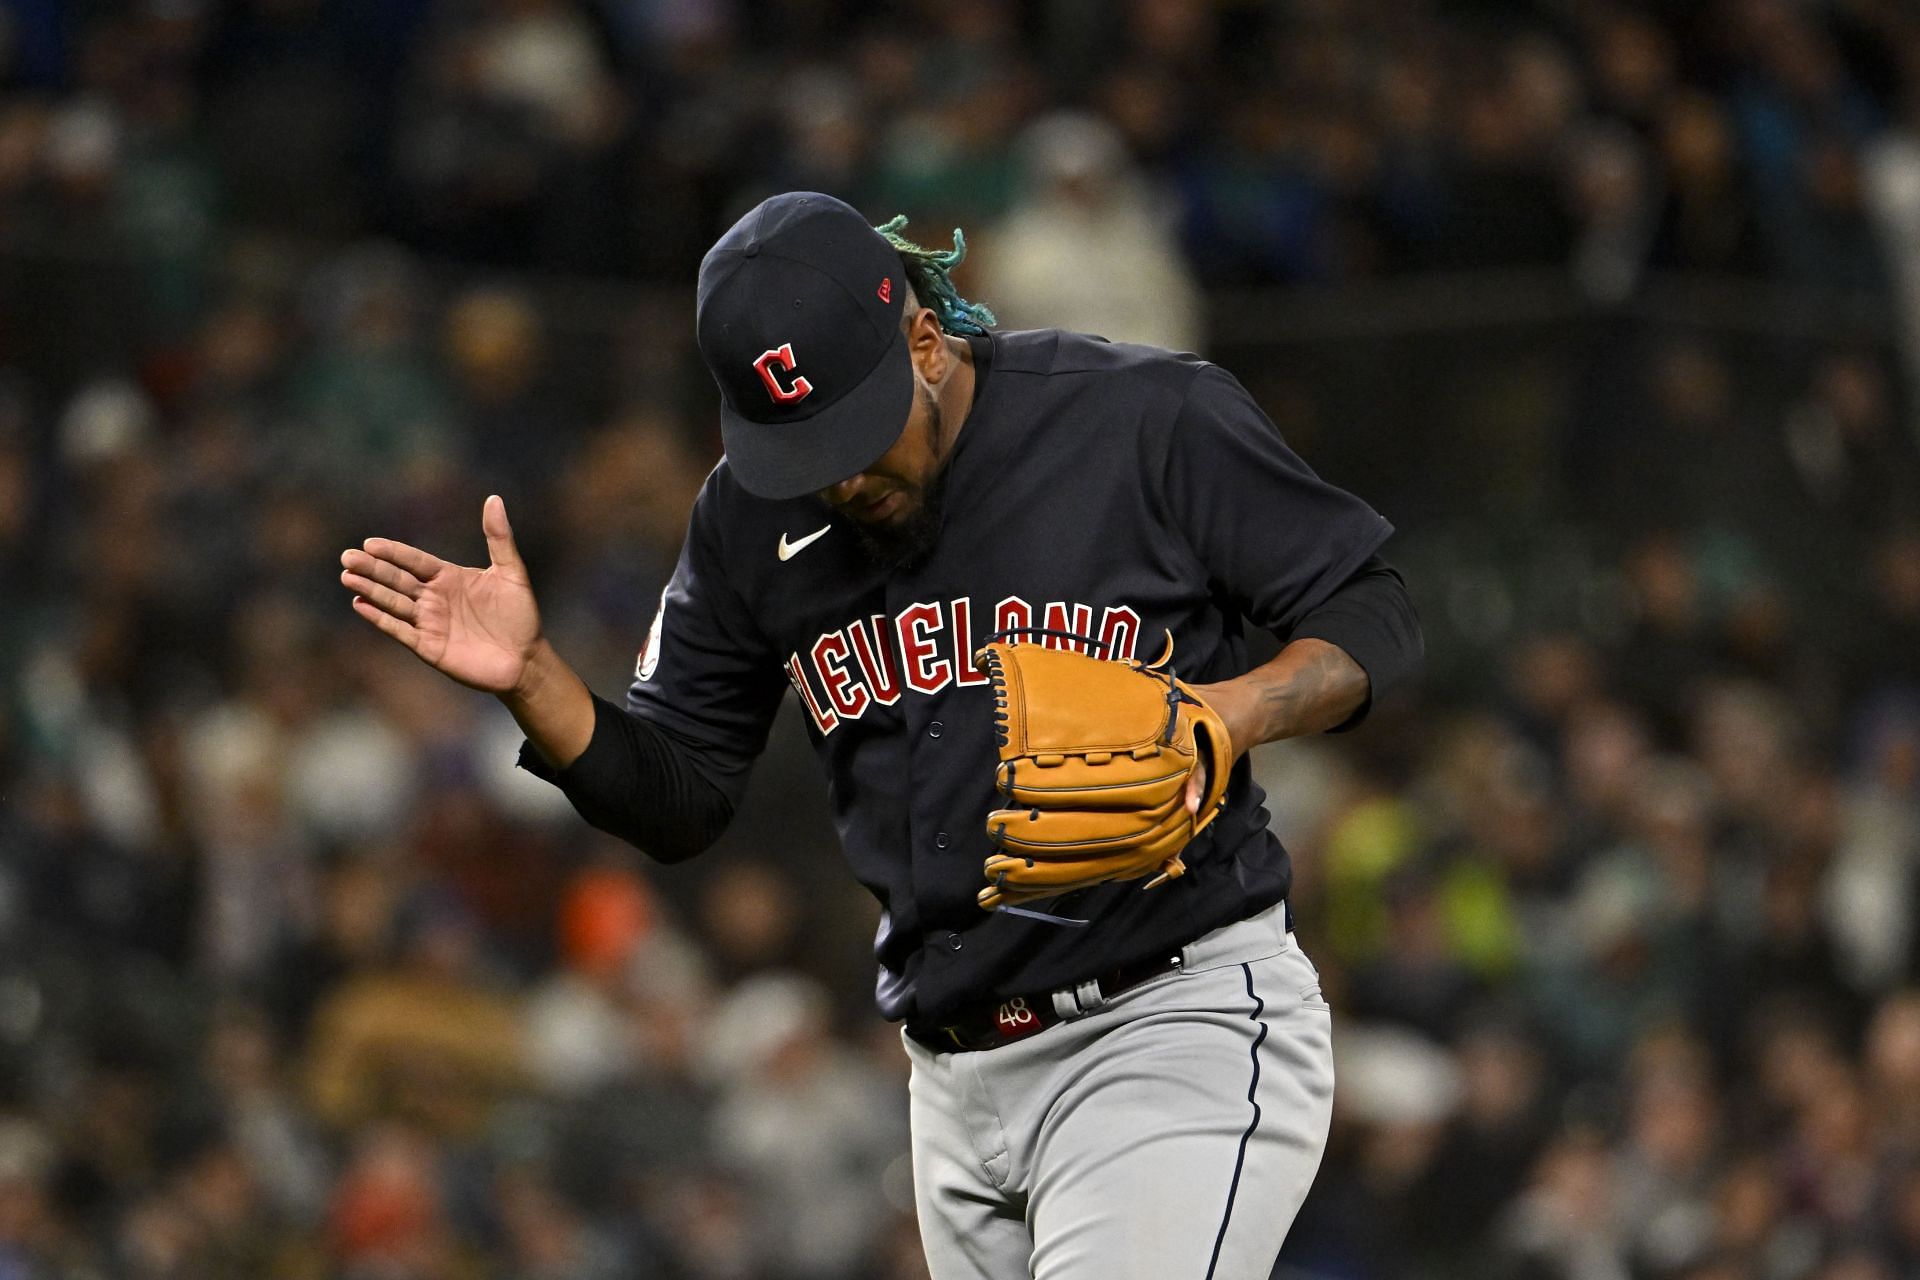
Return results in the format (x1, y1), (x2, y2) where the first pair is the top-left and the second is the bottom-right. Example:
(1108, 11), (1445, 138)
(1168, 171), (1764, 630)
(975, 636), (1234, 913)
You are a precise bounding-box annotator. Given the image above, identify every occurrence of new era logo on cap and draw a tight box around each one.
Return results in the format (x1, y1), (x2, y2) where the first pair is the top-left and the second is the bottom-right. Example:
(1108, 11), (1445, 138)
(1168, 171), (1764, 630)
(696, 192), (914, 501)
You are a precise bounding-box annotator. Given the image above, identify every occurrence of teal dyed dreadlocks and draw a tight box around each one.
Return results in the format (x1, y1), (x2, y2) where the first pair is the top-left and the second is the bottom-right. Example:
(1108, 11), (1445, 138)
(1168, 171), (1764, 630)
(873, 215), (997, 336)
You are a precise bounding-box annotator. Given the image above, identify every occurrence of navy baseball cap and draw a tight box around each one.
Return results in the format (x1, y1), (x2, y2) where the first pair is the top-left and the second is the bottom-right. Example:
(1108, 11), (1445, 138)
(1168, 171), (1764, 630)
(696, 192), (913, 500)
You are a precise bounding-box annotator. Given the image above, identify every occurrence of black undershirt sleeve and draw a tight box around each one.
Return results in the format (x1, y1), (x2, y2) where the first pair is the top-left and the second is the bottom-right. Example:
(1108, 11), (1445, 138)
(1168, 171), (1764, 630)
(1285, 555), (1424, 733)
(516, 695), (736, 864)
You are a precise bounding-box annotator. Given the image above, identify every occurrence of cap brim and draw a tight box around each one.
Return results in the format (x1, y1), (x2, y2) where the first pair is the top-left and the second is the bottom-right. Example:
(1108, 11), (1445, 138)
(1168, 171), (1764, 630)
(719, 326), (915, 501)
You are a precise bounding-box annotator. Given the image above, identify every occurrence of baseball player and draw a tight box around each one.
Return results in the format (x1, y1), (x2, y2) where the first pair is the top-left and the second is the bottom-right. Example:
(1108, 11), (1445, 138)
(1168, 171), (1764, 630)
(339, 191), (1422, 1278)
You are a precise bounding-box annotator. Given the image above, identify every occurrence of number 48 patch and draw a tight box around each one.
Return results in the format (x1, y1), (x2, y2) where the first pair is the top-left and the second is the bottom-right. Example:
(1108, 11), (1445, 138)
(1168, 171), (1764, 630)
(994, 996), (1043, 1041)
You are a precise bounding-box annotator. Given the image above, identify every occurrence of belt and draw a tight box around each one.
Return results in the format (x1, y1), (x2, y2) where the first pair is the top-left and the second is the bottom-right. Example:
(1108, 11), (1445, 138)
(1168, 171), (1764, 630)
(905, 951), (1184, 1054)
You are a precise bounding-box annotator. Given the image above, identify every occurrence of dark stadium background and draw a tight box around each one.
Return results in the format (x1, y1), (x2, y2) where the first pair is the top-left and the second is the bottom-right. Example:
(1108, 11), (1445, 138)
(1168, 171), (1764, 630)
(0, 1), (1918, 1277)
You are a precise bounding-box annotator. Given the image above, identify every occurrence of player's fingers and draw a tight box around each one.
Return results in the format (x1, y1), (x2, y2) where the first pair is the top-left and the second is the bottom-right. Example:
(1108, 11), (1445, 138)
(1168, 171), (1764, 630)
(341, 571), (417, 622)
(482, 495), (525, 573)
(340, 548), (425, 598)
(1184, 767), (1203, 818)
(350, 595), (421, 652)
(361, 536), (445, 581)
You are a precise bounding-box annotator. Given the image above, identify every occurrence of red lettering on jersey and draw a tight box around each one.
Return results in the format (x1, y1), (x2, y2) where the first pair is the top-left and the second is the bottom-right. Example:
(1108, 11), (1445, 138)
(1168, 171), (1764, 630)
(1098, 606), (1143, 663)
(812, 631), (869, 720)
(951, 597), (988, 686)
(994, 596), (1033, 643)
(897, 602), (952, 694)
(804, 600), (1140, 716)
(784, 654), (838, 735)
(848, 615), (901, 706)
(752, 344), (814, 405)
(877, 278), (892, 303)
(1042, 602), (1094, 651)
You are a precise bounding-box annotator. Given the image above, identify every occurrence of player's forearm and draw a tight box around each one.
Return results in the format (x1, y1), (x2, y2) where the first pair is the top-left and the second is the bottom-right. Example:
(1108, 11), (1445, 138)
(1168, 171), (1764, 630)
(502, 639), (597, 768)
(1196, 639), (1370, 758)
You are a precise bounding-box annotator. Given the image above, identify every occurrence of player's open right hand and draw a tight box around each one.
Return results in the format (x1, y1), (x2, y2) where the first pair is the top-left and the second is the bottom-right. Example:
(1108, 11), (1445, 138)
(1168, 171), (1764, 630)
(340, 495), (543, 696)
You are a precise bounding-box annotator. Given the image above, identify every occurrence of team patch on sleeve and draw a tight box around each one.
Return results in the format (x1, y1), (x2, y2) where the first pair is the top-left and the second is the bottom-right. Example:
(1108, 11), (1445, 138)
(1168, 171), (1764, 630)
(635, 588), (668, 682)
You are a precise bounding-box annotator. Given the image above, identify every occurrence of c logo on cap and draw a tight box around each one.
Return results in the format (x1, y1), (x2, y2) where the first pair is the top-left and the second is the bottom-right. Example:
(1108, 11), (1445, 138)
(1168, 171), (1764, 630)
(753, 343), (814, 405)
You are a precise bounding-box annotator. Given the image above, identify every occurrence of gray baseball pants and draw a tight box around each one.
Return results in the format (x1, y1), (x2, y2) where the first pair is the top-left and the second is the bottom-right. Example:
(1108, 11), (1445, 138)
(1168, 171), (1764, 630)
(903, 901), (1336, 1279)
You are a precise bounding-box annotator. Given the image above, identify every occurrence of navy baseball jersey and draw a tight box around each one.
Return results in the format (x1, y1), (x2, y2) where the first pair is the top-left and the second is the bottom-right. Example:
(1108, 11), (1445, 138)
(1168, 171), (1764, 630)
(625, 328), (1392, 1024)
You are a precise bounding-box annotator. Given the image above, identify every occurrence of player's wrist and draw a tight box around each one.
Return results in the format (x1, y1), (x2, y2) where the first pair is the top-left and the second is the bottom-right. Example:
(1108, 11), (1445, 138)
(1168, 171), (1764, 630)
(1189, 679), (1259, 761)
(500, 638), (595, 769)
(503, 637), (561, 708)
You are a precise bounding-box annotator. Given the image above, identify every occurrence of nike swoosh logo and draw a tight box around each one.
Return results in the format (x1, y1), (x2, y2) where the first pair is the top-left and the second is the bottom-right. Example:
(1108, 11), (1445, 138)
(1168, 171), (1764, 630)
(777, 523), (832, 561)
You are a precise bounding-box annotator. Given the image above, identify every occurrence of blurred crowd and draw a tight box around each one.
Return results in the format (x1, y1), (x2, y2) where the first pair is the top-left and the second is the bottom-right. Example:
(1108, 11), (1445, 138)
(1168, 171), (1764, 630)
(0, 1), (1919, 1279)
(1267, 525), (1920, 1280)
(3, 0), (1920, 340)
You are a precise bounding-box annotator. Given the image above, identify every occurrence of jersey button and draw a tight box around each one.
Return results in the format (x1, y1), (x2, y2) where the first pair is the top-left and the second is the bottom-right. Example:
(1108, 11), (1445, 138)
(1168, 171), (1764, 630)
(945, 932), (963, 951)
(935, 832), (950, 849)
(927, 721), (944, 739)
